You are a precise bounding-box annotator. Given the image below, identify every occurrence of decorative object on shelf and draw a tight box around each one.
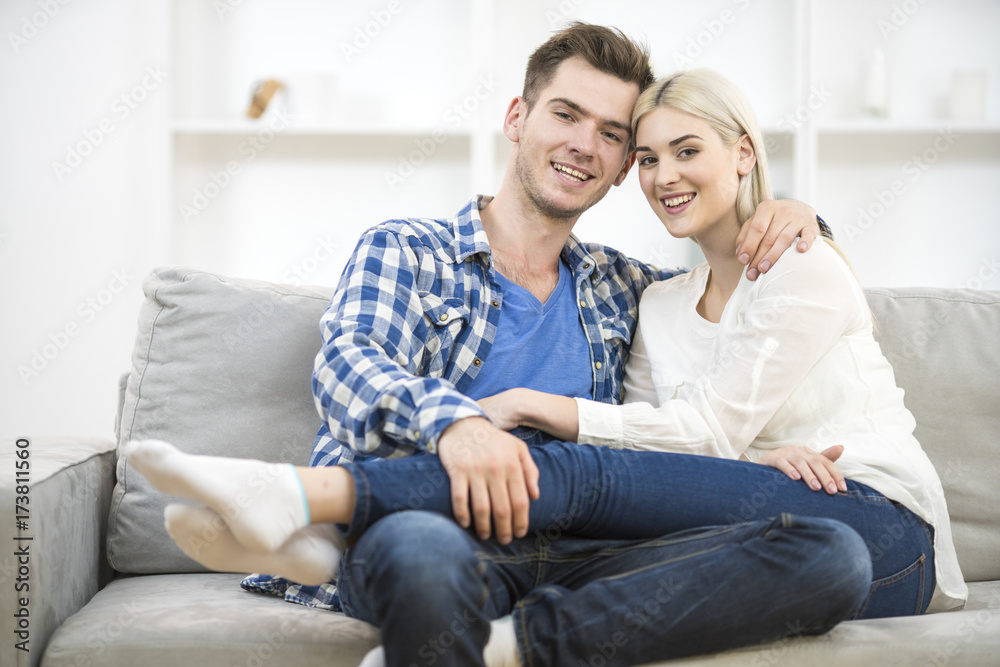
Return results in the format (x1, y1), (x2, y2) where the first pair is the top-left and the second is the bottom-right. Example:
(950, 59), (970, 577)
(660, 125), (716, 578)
(950, 70), (988, 122)
(246, 79), (285, 119)
(860, 49), (888, 119)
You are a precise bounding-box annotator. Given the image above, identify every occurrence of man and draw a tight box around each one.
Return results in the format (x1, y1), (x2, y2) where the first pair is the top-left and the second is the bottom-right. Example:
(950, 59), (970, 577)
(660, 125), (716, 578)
(245, 22), (869, 666)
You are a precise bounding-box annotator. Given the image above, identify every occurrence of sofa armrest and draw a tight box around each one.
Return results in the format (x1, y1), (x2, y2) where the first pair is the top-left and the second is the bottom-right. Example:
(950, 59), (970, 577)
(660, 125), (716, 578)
(0, 436), (117, 667)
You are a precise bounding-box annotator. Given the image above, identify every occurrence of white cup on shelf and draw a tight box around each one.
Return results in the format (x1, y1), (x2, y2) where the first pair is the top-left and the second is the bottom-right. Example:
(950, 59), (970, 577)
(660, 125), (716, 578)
(950, 70), (988, 122)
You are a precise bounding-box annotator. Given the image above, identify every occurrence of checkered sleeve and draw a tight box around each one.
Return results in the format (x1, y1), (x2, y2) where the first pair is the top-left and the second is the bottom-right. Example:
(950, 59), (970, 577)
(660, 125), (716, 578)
(312, 227), (486, 460)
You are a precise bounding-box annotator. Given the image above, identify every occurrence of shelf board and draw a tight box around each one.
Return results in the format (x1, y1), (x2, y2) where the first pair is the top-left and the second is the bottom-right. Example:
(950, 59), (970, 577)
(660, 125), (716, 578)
(815, 120), (1000, 135)
(171, 119), (472, 138)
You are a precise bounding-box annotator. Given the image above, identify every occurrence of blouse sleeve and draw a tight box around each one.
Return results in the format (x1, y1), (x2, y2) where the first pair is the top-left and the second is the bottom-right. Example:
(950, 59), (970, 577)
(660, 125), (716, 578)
(575, 242), (869, 458)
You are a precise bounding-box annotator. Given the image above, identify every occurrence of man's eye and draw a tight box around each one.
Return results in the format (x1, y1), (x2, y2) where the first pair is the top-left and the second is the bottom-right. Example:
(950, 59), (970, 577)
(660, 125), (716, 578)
(555, 111), (573, 120)
(603, 132), (623, 142)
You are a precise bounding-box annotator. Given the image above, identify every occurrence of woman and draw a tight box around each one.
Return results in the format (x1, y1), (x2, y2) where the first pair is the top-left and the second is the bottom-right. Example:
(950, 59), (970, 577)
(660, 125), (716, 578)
(128, 69), (965, 621)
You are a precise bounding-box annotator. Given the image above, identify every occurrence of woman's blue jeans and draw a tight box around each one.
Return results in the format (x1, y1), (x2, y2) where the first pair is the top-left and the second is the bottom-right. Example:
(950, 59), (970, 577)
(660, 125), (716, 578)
(337, 442), (934, 666)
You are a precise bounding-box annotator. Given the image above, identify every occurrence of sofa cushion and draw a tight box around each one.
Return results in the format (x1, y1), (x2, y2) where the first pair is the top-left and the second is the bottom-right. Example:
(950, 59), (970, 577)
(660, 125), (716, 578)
(41, 573), (379, 667)
(866, 287), (1000, 582)
(107, 267), (335, 573)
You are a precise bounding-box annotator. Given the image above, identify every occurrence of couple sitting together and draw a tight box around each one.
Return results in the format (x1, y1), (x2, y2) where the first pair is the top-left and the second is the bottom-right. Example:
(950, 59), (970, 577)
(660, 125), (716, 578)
(126, 21), (966, 667)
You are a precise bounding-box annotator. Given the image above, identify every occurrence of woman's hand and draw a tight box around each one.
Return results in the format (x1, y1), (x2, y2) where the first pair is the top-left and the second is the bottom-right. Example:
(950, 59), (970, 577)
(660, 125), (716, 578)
(758, 445), (847, 495)
(477, 388), (529, 431)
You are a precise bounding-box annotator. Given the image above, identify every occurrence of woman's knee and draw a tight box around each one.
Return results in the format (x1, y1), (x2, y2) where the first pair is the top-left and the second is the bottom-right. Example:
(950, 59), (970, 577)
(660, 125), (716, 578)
(782, 515), (873, 616)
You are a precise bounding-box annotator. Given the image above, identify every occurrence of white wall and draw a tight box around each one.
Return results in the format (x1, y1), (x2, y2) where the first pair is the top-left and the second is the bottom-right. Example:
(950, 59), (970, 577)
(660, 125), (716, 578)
(1, 0), (170, 439)
(3, 0), (998, 440)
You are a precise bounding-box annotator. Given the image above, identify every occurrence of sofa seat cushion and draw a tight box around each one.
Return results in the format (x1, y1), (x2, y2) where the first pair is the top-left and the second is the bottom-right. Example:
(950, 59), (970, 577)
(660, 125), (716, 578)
(41, 573), (378, 667)
(41, 575), (1000, 666)
(644, 579), (1000, 666)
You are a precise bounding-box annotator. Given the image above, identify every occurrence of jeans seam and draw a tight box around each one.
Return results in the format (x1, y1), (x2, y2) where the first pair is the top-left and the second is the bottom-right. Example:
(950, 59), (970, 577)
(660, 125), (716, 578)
(836, 489), (896, 505)
(855, 553), (927, 618)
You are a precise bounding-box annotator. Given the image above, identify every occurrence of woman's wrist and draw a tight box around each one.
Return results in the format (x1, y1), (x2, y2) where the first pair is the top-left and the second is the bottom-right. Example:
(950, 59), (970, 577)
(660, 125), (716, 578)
(519, 390), (579, 441)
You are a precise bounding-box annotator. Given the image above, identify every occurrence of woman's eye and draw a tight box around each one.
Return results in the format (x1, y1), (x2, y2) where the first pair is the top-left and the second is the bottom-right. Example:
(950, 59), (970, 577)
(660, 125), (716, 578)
(639, 155), (657, 166)
(678, 148), (698, 158)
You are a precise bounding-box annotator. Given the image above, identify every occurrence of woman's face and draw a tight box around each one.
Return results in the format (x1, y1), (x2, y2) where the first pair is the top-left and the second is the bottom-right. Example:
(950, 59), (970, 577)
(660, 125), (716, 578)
(634, 106), (752, 244)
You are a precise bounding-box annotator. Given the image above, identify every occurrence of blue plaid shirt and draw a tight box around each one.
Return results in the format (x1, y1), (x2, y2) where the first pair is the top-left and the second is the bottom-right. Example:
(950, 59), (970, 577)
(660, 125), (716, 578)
(241, 195), (682, 610)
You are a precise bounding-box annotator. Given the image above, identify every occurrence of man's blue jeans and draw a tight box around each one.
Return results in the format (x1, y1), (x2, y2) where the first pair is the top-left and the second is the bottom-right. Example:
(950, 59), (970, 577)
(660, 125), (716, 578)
(338, 442), (933, 665)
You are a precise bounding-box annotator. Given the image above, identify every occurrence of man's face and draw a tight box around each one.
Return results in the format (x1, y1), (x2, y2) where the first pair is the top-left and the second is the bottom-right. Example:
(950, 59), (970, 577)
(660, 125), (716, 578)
(510, 57), (640, 221)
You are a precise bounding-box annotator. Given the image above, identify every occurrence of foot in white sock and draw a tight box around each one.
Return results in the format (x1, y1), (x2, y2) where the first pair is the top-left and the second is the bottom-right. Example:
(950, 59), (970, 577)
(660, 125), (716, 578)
(164, 504), (343, 586)
(357, 646), (385, 667)
(126, 439), (309, 553)
(484, 616), (521, 667)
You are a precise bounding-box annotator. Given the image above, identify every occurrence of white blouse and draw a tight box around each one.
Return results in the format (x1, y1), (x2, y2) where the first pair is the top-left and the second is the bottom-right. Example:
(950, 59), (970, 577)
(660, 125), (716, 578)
(576, 239), (966, 612)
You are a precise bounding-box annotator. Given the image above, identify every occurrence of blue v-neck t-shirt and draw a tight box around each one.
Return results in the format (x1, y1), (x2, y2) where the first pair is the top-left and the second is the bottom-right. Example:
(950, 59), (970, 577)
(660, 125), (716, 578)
(465, 259), (593, 402)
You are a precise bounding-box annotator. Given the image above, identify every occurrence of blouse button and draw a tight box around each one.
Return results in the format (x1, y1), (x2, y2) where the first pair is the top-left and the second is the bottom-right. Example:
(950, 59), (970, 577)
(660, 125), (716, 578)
(492, 300), (500, 308)
(439, 314), (448, 322)
(595, 361), (602, 370)
(473, 358), (482, 367)
(582, 262), (591, 269)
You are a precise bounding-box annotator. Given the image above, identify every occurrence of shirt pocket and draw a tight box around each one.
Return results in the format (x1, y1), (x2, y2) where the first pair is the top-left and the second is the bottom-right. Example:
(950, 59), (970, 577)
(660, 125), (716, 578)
(419, 294), (470, 377)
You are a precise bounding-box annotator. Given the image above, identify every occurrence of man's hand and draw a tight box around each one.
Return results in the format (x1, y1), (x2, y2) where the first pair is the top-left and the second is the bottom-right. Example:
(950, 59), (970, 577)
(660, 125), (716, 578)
(758, 445), (847, 495)
(436, 417), (540, 544)
(735, 199), (820, 280)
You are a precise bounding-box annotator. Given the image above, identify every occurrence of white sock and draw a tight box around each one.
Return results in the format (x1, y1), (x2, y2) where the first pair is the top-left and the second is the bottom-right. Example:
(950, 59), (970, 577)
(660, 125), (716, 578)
(164, 504), (343, 586)
(357, 646), (385, 667)
(484, 616), (521, 667)
(127, 439), (309, 553)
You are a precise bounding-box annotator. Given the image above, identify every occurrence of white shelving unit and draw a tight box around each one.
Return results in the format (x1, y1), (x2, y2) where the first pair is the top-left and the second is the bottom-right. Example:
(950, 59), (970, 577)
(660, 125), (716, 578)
(168, 0), (1000, 289)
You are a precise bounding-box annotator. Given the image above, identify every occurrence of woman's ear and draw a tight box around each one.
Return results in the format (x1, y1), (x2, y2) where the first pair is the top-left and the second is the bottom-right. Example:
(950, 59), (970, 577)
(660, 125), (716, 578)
(736, 134), (756, 176)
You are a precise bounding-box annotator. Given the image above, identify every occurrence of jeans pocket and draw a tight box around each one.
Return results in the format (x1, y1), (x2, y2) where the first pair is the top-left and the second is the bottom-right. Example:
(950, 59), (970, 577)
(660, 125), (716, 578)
(855, 553), (929, 619)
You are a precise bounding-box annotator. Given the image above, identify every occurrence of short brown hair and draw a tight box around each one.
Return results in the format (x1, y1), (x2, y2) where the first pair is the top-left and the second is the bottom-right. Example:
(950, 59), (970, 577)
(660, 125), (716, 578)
(522, 22), (654, 110)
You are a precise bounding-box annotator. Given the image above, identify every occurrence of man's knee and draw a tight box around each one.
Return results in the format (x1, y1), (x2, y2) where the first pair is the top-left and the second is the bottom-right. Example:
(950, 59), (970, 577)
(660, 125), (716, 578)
(352, 512), (483, 591)
(345, 512), (491, 626)
(361, 511), (471, 557)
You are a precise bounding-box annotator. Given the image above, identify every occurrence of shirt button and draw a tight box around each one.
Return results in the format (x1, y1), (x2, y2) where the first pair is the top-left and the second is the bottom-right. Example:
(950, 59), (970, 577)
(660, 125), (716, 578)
(582, 262), (591, 269)
(595, 361), (602, 370)
(579, 300), (586, 308)
(439, 314), (448, 321)
(492, 300), (500, 308)
(473, 358), (482, 367)
(414, 430), (420, 439)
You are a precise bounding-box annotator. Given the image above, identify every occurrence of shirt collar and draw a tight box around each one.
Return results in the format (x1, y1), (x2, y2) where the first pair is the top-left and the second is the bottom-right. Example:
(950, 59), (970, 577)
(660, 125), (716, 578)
(458, 195), (603, 281)
(450, 196), (493, 264)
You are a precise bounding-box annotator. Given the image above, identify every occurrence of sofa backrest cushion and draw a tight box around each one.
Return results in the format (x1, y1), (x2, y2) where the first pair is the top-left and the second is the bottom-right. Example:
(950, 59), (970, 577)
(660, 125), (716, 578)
(108, 267), (334, 573)
(866, 287), (1000, 582)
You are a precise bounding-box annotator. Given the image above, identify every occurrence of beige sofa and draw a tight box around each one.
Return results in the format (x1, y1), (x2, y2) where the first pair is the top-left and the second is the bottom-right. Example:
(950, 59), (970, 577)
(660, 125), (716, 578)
(4, 266), (999, 667)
